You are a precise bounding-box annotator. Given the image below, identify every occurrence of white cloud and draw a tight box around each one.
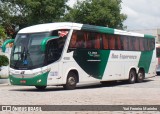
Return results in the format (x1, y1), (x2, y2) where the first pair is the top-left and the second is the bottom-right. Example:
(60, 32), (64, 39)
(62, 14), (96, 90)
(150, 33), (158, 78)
(66, 0), (76, 7)
(67, 0), (160, 30)
(121, 0), (160, 30)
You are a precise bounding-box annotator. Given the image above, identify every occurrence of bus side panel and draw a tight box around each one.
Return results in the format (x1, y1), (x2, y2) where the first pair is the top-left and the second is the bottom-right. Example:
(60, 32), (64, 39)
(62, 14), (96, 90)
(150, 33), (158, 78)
(72, 49), (110, 80)
(102, 51), (141, 81)
(144, 50), (157, 78)
(46, 62), (60, 86)
(101, 51), (124, 81)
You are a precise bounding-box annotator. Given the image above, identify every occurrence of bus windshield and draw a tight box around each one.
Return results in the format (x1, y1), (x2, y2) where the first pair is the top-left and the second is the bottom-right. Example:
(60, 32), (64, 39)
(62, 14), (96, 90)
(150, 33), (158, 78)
(10, 32), (50, 69)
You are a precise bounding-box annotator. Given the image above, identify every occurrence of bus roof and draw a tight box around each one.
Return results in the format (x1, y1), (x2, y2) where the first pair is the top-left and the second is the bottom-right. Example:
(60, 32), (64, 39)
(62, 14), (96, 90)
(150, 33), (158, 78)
(18, 22), (83, 33)
(18, 22), (155, 38)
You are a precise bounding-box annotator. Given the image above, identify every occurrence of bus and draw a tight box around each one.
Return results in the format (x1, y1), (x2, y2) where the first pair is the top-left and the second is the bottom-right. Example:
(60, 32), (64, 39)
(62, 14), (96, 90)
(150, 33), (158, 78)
(156, 44), (160, 75)
(4, 22), (156, 90)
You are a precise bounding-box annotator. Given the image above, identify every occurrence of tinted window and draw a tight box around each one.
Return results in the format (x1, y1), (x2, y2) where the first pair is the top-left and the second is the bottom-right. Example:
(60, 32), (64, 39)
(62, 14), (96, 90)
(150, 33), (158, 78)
(46, 37), (66, 64)
(68, 30), (155, 52)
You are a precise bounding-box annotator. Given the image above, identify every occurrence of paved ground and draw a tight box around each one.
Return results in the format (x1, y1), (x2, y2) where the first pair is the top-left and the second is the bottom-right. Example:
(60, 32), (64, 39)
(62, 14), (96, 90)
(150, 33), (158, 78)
(0, 76), (160, 114)
(0, 79), (9, 84)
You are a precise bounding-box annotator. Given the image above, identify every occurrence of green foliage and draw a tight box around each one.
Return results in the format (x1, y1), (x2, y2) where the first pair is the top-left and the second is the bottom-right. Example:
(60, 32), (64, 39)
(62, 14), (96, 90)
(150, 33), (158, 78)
(0, 0), (68, 37)
(63, 0), (127, 29)
(26, 0), (68, 25)
(0, 26), (6, 40)
(0, 55), (9, 66)
(0, 0), (127, 34)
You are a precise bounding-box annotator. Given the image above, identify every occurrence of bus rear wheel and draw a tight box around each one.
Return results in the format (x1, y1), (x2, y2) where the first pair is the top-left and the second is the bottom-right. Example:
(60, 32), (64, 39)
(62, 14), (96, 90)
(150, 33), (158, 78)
(35, 86), (46, 90)
(136, 70), (145, 83)
(63, 72), (77, 90)
(128, 69), (136, 84)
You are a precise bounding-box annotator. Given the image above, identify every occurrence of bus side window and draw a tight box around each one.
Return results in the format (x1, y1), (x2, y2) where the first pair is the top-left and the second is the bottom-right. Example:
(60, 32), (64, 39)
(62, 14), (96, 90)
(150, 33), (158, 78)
(148, 39), (155, 51)
(102, 34), (109, 49)
(147, 39), (151, 51)
(76, 31), (85, 48)
(86, 32), (93, 49)
(151, 39), (155, 50)
(143, 39), (148, 51)
(94, 34), (101, 49)
(129, 37), (135, 51)
(116, 35), (121, 50)
(69, 31), (77, 48)
(109, 35), (115, 50)
(134, 38), (140, 51)
(84, 32), (88, 48)
(50, 30), (59, 36)
(139, 38), (144, 51)
(122, 36), (128, 51)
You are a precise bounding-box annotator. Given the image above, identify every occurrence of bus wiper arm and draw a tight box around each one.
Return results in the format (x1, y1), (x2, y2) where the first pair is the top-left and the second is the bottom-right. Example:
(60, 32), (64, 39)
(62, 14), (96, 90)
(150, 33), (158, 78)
(14, 47), (27, 68)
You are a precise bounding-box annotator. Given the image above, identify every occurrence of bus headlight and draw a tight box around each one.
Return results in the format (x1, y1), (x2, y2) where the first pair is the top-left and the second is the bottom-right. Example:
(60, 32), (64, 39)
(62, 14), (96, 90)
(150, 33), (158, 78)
(33, 68), (51, 76)
(41, 68), (51, 74)
(33, 72), (42, 76)
(9, 71), (13, 75)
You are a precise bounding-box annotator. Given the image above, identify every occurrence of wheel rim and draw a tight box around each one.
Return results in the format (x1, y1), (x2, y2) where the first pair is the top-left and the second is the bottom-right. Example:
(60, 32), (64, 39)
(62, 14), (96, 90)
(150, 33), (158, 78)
(68, 77), (76, 86)
(130, 72), (135, 82)
(138, 72), (143, 80)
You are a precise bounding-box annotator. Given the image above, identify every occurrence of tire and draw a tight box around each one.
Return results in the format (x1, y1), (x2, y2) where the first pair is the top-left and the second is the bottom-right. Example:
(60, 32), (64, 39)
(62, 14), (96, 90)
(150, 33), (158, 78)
(35, 86), (46, 90)
(136, 70), (145, 83)
(128, 69), (136, 84)
(63, 72), (77, 90)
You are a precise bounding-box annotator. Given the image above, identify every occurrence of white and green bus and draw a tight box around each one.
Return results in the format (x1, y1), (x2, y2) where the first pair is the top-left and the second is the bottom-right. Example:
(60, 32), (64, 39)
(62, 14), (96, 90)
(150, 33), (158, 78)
(6, 22), (156, 90)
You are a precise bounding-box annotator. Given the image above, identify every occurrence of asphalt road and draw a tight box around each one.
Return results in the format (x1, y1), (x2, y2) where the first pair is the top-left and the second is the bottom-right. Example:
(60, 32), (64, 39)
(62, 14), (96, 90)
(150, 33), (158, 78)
(0, 76), (160, 114)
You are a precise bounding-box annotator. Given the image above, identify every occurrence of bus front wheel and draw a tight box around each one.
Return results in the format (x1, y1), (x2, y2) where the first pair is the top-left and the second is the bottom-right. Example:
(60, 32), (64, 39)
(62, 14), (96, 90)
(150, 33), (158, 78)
(128, 69), (136, 84)
(63, 72), (77, 90)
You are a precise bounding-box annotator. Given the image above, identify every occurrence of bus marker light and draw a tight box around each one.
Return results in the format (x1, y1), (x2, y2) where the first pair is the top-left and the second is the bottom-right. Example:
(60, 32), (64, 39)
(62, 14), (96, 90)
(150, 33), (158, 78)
(37, 79), (41, 83)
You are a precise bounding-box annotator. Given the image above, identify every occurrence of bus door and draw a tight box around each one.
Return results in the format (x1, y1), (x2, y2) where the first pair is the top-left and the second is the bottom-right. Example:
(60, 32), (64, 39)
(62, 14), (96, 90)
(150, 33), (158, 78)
(45, 32), (68, 84)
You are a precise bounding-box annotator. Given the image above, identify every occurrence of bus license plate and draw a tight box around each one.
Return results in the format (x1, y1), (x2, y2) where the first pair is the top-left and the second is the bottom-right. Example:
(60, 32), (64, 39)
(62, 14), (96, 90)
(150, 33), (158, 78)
(20, 80), (26, 84)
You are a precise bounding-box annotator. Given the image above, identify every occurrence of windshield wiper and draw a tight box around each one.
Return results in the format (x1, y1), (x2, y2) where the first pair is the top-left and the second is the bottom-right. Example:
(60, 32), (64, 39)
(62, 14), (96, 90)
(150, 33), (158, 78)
(14, 47), (27, 68)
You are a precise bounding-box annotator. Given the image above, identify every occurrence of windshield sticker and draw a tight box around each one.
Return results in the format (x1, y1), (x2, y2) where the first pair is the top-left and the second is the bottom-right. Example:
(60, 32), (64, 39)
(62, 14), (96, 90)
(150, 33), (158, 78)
(21, 35), (27, 38)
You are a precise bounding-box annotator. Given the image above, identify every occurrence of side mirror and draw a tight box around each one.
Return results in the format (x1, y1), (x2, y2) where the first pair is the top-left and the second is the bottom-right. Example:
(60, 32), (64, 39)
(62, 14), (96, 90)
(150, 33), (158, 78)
(2, 39), (14, 52)
(41, 36), (59, 52)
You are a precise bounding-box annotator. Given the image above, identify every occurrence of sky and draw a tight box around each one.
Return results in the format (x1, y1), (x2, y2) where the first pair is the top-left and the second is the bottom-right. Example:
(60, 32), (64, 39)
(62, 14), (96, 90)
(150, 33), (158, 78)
(121, 0), (160, 30)
(67, 0), (160, 30)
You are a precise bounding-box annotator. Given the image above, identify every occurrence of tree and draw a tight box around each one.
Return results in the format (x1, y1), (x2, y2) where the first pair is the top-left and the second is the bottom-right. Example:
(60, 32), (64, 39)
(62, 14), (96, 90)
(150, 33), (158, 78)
(0, 26), (6, 40)
(0, 26), (7, 45)
(0, 0), (68, 38)
(0, 55), (9, 67)
(63, 0), (127, 29)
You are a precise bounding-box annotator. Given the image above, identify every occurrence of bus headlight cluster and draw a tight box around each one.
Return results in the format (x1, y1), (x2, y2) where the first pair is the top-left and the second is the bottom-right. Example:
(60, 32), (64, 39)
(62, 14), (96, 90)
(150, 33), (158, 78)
(41, 68), (51, 74)
(33, 68), (51, 76)
(33, 72), (42, 76)
(9, 71), (13, 75)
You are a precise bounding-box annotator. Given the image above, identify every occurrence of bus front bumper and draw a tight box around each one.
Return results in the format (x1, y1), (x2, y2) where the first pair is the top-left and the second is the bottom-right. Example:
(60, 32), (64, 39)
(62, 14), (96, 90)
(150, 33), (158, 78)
(9, 72), (49, 86)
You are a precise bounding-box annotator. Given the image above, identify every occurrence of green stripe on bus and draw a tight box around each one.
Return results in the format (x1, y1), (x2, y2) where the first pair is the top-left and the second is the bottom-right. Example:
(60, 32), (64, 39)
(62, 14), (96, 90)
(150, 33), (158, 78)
(82, 24), (114, 34)
(9, 72), (49, 86)
(138, 51), (153, 73)
(144, 34), (155, 39)
(99, 50), (111, 79)
(73, 50), (110, 79)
